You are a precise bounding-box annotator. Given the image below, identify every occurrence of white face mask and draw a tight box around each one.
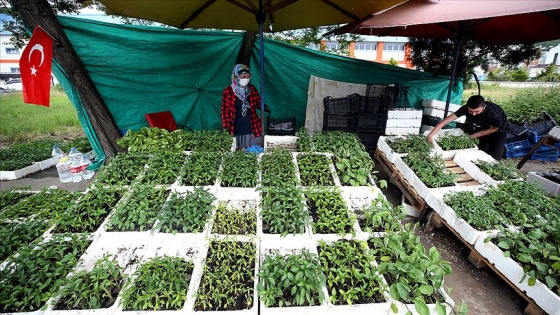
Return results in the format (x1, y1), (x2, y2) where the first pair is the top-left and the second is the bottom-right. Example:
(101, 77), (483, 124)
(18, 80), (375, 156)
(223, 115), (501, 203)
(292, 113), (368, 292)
(239, 78), (250, 87)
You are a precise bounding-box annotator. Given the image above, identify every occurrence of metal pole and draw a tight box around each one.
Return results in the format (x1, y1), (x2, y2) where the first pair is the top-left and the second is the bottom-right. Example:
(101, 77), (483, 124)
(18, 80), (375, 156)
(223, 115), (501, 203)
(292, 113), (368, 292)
(444, 37), (462, 118)
(257, 0), (266, 136)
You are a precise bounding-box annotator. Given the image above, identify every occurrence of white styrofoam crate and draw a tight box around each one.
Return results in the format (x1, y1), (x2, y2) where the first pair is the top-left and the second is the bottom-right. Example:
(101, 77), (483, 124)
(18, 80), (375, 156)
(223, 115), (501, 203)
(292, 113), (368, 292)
(188, 238), (259, 315)
(264, 135), (298, 151)
(549, 126), (560, 140)
(425, 186), (485, 226)
(401, 194), (420, 218)
(0, 162), (42, 181)
(315, 239), (392, 315)
(392, 287), (454, 315)
(384, 127), (420, 136)
(259, 239), (329, 315)
(474, 238), (560, 315)
(422, 128), (464, 138)
(294, 152), (340, 187)
(422, 99), (461, 112)
(527, 172), (560, 195)
(448, 217), (499, 245)
(386, 118), (422, 128)
(387, 109), (423, 120)
(422, 107), (466, 123)
(211, 188), (258, 238)
(376, 136), (405, 164)
(452, 151), (497, 185)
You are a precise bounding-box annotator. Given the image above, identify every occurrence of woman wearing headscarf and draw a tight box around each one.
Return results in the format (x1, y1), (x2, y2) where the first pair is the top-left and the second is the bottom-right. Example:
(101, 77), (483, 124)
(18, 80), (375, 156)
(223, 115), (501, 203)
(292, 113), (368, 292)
(221, 64), (267, 150)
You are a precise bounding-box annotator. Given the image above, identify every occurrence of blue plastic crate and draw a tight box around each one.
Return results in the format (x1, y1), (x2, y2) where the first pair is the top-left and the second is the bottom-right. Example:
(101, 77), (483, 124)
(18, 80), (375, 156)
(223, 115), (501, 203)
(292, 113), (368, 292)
(505, 139), (531, 152)
(531, 150), (559, 162)
(504, 148), (530, 159)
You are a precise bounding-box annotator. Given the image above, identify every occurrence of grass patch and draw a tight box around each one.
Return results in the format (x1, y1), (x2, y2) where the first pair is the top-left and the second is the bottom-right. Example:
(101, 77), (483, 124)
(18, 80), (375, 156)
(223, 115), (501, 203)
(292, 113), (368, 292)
(0, 89), (83, 146)
(463, 83), (521, 104)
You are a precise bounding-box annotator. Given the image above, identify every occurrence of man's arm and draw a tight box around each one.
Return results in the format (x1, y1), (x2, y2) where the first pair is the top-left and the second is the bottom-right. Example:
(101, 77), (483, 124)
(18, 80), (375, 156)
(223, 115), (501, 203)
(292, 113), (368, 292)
(427, 114), (458, 143)
(468, 126), (499, 139)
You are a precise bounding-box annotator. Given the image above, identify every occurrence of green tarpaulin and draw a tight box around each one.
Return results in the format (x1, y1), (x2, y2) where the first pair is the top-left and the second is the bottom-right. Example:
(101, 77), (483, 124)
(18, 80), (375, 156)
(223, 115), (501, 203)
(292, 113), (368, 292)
(56, 16), (462, 161)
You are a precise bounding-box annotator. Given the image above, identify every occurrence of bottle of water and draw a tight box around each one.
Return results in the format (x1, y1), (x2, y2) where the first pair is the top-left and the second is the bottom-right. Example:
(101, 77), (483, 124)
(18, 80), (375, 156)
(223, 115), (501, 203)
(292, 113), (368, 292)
(81, 154), (95, 180)
(56, 156), (72, 183)
(51, 145), (64, 161)
(68, 147), (83, 183)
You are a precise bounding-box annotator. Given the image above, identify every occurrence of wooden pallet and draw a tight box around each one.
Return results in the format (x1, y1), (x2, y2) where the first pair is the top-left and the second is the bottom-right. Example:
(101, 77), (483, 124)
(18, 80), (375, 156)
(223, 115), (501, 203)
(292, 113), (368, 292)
(443, 159), (480, 186)
(425, 211), (546, 315)
(374, 149), (429, 219)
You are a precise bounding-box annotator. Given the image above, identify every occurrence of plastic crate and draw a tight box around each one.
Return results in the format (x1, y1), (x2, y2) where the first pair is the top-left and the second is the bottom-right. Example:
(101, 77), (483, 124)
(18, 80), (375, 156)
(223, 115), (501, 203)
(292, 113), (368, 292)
(531, 150), (559, 162)
(387, 84), (410, 109)
(359, 96), (390, 114)
(356, 114), (388, 133)
(323, 114), (357, 132)
(356, 131), (381, 150)
(505, 139), (531, 152)
(365, 84), (391, 98)
(267, 116), (296, 136)
(506, 122), (529, 143)
(504, 148), (530, 159)
(365, 84), (410, 109)
(323, 95), (359, 116)
(525, 114), (559, 143)
(421, 115), (456, 129)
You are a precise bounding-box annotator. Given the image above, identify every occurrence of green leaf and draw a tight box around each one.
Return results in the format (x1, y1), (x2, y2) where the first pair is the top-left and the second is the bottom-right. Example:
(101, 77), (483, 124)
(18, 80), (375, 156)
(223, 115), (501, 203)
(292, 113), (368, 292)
(414, 299), (430, 315)
(497, 241), (510, 249)
(396, 283), (410, 301)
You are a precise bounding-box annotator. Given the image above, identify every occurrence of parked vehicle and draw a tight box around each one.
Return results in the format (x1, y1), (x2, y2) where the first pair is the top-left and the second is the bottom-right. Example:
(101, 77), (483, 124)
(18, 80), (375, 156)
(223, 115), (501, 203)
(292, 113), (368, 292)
(0, 78), (23, 91)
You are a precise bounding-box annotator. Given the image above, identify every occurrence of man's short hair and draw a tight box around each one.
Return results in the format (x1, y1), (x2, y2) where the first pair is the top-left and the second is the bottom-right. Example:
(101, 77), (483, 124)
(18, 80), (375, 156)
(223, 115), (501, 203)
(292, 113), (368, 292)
(466, 95), (485, 109)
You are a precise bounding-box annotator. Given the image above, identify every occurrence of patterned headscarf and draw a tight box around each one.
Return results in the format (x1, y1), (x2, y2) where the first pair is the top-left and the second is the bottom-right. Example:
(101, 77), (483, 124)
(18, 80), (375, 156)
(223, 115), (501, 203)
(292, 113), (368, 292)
(231, 64), (251, 117)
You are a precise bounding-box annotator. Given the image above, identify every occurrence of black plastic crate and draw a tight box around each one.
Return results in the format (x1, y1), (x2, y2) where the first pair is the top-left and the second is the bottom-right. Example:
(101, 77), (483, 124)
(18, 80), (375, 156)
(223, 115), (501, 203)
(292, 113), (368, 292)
(323, 95), (359, 116)
(356, 114), (388, 133)
(267, 116), (296, 136)
(366, 84), (410, 109)
(323, 114), (357, 132)
(356, 131), (382, 150)
(421, 115), (456, 129)
(359, 96), (390, 115)
(365, 84), (391, 98)
(505, 122), (529, 143)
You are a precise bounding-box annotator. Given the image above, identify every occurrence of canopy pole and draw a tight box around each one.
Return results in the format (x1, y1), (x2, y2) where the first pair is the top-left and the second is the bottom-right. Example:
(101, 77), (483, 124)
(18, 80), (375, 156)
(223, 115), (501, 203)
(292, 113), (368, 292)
(444, 36), (462, 118)
(257, 0), (266, 137)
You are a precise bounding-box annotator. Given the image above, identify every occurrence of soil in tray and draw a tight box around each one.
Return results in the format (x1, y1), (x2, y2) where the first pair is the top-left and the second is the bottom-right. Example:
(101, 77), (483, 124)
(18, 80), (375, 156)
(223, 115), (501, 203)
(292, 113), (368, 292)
(542, 172), (560, 184)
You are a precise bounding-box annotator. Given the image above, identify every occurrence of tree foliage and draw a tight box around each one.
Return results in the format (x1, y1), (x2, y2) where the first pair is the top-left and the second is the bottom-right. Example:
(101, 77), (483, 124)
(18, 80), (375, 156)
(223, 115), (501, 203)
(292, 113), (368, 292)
(407, 38), (540, 83)
(535, 64), (560, 82)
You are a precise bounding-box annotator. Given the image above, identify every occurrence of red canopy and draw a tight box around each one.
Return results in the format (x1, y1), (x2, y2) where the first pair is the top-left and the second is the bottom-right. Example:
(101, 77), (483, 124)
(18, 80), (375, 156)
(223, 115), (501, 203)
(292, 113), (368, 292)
(332, 0), (560, 45)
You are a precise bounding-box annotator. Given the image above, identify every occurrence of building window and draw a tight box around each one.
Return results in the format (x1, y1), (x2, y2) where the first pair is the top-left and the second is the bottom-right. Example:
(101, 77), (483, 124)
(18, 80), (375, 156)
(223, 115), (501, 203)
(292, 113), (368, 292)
(6, 47), (20, 54)
(355, 42), (377, 51)
(383, 44), (405, 51)
(307, 43), (320, 50)
(10, 67), (20, 73)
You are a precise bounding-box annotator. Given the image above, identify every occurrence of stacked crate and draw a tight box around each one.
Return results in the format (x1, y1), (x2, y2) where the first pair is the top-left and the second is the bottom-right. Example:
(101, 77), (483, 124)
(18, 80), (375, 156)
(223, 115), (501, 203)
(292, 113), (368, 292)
(421, 99), (465, 133)
(322, 90), (391, 150)
(322, 95), (359, 132)
(525, 114), (559, 162)
(504, 122), (531, 159)
(356, 93), (390, 149)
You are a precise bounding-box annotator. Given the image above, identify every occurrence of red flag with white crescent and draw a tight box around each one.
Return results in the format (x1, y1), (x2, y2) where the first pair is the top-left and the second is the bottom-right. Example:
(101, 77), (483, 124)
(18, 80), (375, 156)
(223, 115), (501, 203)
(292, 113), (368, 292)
(20, 26), (53, 107)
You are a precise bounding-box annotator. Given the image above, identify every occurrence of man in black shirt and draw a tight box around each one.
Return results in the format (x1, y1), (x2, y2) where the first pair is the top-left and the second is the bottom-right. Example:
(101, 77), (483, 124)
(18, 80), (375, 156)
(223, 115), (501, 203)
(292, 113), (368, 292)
(427, 95), (509, 160)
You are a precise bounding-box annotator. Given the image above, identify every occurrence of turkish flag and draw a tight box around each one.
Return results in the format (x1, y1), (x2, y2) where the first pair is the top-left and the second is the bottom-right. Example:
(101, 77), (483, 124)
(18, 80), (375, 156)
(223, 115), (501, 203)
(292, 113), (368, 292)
(20, 26), (53, 107)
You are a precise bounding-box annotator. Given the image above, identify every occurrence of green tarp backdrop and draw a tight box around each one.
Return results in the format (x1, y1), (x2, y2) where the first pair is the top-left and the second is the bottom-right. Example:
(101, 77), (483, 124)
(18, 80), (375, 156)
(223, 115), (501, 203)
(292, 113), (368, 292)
(56, 16), (462, 159)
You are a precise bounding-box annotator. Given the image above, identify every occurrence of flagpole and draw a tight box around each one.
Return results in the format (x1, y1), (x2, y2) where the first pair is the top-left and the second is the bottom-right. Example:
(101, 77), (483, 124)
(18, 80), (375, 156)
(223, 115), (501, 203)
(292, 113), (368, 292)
(257, 0), (266, 137)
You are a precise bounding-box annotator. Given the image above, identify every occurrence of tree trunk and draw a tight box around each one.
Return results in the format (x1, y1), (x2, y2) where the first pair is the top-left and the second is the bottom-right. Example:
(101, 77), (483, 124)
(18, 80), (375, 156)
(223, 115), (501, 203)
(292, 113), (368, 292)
(12, 0), (124, 158)
(236, 31), (257, 66)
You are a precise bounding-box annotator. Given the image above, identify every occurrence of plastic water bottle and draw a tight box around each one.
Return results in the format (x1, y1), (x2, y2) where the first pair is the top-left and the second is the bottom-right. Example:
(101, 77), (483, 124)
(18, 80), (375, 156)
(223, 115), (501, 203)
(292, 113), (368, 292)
(56, 156), (72, 183)
(51, 145), (64, 161)
(68, 147), (83, 183)
(80, 154), (95, 180)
